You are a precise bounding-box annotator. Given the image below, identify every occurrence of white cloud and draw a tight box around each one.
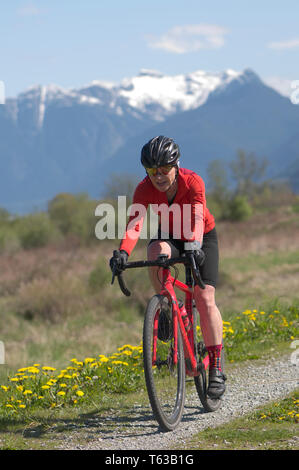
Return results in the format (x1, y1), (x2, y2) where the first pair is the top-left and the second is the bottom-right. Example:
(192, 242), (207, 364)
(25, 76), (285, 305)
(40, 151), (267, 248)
(268, 38), (299, 50)
(17, 2), (46, 17)
(148, 24), (229, 54)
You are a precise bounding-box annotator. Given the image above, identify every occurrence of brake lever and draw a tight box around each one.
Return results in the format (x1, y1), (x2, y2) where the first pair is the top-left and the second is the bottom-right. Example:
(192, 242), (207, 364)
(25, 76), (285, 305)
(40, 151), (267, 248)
(111, 263), (117, 285)
(110, 262), (131, 296)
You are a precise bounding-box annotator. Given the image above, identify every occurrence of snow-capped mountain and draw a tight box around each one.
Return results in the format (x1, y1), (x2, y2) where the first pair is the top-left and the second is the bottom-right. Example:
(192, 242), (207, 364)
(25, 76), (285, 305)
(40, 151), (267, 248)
(109, 68), (242, 120)
(7, 68), (244, 129)
(6, 67), (292, 129)
(1, 67), (298, 213)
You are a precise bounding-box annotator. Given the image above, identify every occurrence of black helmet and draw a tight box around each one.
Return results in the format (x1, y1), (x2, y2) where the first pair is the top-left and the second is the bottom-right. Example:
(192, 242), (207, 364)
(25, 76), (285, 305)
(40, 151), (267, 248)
(141, 136), (180, 168)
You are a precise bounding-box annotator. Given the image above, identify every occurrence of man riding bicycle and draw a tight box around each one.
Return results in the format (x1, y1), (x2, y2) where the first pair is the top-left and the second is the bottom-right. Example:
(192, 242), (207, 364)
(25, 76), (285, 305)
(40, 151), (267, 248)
(110, 136), (226, 399)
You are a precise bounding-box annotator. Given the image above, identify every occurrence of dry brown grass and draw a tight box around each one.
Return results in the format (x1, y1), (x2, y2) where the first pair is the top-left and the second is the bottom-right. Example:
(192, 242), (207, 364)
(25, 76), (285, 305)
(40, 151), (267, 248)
(0, 207), (298, 372)
(217, 207), (299, 257)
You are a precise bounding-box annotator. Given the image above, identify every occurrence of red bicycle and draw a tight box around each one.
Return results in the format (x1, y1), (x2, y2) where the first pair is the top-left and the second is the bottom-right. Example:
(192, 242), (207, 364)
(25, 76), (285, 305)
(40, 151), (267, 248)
(111, 248), (224, 431)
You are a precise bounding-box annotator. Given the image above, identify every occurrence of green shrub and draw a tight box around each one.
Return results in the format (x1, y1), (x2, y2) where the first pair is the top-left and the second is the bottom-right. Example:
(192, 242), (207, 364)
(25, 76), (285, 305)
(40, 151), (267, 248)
(15, 275), (87, 322)
(48, 193), (99, 244)
(16, 213), (58, 249)
(88, 258), (111, 291)
(227, 195), (253, 221)
(0, 226), (21, 253)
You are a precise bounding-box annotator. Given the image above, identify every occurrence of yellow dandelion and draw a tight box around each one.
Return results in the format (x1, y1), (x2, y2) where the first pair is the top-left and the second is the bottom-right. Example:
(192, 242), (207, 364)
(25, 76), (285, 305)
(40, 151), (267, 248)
(42, 366), (56, 372)
(23, 390), (33, 395)
(19, 404), (26, 409)
(242, 310), (252, 315)
(27, 367), (40, 374)
(99, 357), (109, 363)
(41, 385), (50, 390)
(117, 345), (134, 351)
(1, 385), (9, 392)
(111, 360), (129, 366)
(46, 379), (56, 386)
(121, 350), (132, 356)
(57, 391), (66, 396)
(84, 357), (96, 364)
(76, 390), (84, 397)
(89, 362), (98, 368)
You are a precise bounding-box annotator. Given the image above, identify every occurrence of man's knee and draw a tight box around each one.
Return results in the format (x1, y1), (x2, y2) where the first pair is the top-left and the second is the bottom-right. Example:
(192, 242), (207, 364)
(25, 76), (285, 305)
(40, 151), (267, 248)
(147, 241), (171, 260)
(194, 284), (216, 310)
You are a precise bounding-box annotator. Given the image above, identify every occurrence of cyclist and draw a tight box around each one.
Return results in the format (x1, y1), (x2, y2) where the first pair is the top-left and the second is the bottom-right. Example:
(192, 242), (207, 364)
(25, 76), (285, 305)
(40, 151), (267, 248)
(109, 136), (226, 398)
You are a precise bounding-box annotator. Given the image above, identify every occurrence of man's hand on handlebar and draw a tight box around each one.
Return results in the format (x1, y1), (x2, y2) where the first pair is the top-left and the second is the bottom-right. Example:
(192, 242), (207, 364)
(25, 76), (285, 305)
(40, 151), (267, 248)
(109, 249), (128, 274)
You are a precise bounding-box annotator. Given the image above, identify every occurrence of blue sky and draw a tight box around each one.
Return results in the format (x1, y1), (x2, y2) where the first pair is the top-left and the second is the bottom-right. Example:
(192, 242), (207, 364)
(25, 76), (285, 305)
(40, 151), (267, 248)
(1, 0), (299, 97)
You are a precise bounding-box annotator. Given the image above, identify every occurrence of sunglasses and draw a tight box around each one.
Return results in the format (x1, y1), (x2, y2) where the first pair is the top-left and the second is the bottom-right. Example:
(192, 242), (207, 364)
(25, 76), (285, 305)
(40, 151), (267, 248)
(145, 164), (175, 176)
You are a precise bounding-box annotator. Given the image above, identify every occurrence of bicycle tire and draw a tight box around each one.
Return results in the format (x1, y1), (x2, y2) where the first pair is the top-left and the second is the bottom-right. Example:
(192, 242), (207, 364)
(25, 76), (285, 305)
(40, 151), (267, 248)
(143, 294), (186, 431)
(193, 310), (224, 412)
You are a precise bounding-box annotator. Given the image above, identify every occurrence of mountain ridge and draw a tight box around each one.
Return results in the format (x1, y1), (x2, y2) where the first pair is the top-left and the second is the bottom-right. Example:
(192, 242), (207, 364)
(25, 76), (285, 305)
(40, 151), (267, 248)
(1, 68), (298, 214)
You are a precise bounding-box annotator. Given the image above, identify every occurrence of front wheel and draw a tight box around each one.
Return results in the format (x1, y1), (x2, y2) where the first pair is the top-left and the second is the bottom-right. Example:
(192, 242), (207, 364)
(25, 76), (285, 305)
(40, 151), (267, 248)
(143, 295), (186, 431)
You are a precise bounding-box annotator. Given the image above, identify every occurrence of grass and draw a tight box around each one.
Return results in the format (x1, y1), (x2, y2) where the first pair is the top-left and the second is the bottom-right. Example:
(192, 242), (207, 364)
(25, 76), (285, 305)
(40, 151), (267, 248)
(0, 207), (298, 448)
(177, 391), (299, 450)
(0, 302), (297, 443)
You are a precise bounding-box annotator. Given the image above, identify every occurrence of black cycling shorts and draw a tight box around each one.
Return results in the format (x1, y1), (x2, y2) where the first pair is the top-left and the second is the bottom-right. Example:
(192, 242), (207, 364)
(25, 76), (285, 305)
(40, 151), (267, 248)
(148, 227), (219, 288)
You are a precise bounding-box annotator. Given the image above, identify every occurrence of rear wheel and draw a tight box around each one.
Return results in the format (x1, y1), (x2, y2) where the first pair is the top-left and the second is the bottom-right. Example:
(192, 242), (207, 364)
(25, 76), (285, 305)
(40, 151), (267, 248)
(143, 295), (186, 431)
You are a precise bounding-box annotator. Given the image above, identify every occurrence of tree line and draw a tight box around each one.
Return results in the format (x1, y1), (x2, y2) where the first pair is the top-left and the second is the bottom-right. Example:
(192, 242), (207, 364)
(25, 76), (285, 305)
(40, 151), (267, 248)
(0, 150), (297, 252)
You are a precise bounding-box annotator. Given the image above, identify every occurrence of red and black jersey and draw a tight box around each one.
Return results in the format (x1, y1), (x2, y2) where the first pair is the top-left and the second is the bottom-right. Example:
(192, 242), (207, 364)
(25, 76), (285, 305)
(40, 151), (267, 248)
(120, 168), (215, 255)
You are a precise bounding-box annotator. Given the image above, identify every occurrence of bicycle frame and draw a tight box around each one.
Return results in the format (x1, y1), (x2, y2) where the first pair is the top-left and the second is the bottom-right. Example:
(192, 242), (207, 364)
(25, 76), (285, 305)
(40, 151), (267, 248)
(111, 252), (210, 376)
(156, 266), (209, 377)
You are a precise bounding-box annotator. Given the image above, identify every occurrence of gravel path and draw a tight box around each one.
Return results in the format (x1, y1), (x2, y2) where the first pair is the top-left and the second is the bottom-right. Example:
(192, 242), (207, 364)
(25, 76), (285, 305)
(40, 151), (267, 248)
(57, 354), (298, 450)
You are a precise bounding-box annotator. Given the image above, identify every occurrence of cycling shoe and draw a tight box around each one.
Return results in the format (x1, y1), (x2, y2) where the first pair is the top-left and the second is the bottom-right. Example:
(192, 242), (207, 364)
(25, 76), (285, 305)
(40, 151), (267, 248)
(207, 369), (227, 399)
